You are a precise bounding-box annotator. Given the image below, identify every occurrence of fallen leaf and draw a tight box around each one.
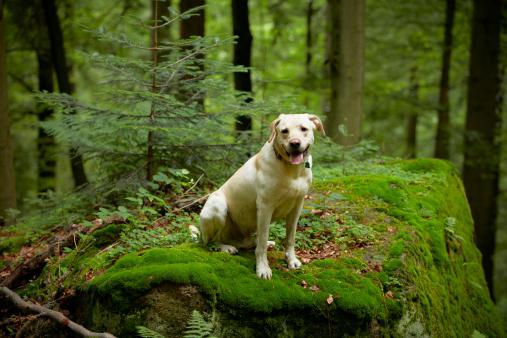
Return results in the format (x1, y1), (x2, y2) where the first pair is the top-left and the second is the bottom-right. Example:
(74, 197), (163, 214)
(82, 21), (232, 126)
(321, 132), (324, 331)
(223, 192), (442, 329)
(310, 285), (320, 292)
(326, 294), (334, 304)
(385, 291), (394, 299)
(311, 209), (324, 216)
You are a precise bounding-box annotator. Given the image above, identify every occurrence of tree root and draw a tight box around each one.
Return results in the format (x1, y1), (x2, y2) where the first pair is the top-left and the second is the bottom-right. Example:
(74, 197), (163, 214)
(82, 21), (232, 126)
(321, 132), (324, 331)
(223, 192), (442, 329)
(0, 286), (116, 338)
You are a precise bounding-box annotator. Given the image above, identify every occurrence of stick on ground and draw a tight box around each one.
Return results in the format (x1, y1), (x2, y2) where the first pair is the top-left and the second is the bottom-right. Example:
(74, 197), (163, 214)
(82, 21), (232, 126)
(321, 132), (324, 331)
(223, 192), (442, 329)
(0, 286), (116, 338)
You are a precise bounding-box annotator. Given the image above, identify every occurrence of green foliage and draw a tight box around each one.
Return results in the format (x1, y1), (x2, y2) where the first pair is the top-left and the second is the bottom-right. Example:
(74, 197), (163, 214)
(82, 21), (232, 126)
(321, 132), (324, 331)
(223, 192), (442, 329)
(35, 7), (257, 185)
(183, 310), (216, 338)
(136, 326), (166, 338)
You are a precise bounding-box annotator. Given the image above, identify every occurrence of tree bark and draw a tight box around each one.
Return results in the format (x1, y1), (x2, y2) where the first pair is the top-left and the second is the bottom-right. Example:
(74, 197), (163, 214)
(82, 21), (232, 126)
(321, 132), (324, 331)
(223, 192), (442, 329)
(463, 0), (503, 300)
(179, 0), (205, 39)
(434, 0), (455, 159)
(36, 50), (56, 193)
(406, 66), (418, 159)
(304, 0), (314, 107)
(42, 0), (88, 188)
(178, 0), (205, 107)
(0, 1), (17, 224)
(325, 0), (364, 145)
(232, 0), (253, 133)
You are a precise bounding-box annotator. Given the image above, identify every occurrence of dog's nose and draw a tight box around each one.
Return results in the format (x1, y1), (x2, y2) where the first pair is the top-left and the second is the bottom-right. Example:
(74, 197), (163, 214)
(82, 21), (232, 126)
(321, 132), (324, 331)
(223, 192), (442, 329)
(289, 139), (301, 149)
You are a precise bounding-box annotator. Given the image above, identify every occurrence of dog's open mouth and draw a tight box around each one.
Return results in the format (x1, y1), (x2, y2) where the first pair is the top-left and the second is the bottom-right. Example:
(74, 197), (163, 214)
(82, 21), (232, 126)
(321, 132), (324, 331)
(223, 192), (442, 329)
(286, 146), (309, 165)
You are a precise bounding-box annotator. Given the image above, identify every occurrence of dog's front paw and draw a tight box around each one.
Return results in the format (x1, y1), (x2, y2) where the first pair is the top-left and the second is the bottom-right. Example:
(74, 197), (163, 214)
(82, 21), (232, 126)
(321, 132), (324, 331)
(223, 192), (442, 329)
(218, 244), (238, 254)
(287, 257), (302, 270)
(256, 262), (272, 279)
(285, 251), (302, 270)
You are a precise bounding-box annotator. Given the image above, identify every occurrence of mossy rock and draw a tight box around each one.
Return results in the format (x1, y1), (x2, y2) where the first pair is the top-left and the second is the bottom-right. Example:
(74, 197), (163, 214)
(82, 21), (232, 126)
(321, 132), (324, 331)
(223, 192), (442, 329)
(79, 159), (504, 337)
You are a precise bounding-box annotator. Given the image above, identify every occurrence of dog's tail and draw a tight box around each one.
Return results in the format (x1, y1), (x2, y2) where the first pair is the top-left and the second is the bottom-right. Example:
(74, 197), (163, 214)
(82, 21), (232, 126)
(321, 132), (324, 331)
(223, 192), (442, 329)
(188, 224), (201, 242)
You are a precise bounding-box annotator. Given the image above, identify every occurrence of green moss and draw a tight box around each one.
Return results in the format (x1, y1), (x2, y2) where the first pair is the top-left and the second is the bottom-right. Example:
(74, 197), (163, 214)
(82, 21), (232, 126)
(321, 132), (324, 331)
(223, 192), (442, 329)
(84, 158), (503, 337)
(92, 223), (123, 247)
(0, 235), (26, 253)
(89, 244), (389, 320)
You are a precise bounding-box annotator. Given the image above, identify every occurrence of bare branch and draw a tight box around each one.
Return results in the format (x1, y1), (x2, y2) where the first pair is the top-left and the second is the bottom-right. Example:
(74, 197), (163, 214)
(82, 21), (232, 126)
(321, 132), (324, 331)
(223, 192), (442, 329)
(0, 286), (116, 338)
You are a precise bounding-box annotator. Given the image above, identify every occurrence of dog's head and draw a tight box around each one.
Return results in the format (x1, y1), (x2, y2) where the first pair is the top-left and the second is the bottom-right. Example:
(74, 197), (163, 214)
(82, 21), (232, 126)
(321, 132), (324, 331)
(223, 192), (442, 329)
(269, 114), (325, 165)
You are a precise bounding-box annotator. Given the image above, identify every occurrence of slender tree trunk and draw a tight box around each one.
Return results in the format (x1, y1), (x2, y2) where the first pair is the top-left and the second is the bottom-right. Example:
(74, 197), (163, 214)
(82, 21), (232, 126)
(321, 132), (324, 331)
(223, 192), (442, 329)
(152, 0), (171, 59)
(179, 0), (205, 106)
(179, 0), (205, 39)
(463, 0), (503, 300)
(147, 0), (162, 181)
(232, 0), (253, 133)
(36, 50), (56, 193)
(406, 66), (419, 158)
(434, 0), (456, 159)
(0, 1), (17, 224)
(304, 0), (314, 107)
(42, 0), (88, 187)
(325, 0), (364, 145)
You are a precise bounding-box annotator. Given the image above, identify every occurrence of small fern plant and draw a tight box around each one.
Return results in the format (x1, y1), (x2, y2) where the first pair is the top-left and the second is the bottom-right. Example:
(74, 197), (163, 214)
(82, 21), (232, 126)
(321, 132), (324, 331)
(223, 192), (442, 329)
(184, 310), (217, 338)
(136, 326), (166, 338)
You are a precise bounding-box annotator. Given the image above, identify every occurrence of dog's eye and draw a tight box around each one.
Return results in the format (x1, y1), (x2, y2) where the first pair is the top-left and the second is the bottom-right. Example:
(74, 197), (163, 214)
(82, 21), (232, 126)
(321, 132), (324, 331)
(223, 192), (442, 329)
(301, 127), (308, 132)
(281, 129), (289, 134)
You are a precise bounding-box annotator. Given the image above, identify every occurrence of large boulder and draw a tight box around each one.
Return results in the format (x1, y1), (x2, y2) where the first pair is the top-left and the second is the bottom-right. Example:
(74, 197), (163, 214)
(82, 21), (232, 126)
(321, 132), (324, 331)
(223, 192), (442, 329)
(77, 159), (504, 337)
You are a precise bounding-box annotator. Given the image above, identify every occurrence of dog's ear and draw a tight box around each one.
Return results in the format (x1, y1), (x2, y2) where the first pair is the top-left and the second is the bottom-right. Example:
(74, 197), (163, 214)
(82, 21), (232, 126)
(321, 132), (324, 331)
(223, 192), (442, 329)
(268, 116), (282, 142)
(307, 114), (326, 136)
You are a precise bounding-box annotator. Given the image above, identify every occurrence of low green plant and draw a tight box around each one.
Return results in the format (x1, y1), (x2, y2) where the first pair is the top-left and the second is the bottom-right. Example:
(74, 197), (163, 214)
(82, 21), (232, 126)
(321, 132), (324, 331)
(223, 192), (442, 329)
(184, 310), (216, 338)
(136, 326), (166, 338)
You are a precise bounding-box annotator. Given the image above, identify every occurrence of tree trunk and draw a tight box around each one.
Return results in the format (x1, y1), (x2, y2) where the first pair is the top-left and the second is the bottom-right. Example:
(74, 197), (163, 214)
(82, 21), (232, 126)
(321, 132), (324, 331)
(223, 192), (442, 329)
(463, 0), (503, 300)
(36, 50), (56, 193)
(232, 0), (253, 133)
(325, 0), (364, 145)
(42, 0), (88, 187)
(179, 0), (205, 39)
(178, 0), (205, 107)
(434, 0), (455, 159)
(303, 0), (314, 107)
(0, 1), (17, 224)
(152, 0), (171, 60)
(406, 66), (418, 159)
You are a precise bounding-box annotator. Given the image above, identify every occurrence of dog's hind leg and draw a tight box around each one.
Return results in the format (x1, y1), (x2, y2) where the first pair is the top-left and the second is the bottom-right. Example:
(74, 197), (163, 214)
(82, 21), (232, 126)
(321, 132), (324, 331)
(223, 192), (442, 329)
(200, 191), (238, 254)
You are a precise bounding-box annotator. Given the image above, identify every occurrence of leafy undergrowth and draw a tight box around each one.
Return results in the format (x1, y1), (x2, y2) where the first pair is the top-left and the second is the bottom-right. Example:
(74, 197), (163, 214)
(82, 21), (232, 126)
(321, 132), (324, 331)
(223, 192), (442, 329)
(1, 159), (504, 337)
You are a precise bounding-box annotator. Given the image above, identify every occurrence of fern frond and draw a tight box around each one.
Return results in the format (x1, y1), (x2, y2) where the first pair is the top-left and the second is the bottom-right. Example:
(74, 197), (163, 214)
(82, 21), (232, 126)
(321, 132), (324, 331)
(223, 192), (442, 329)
(136, 325), (166, 338)
(183, 310), (216, 338)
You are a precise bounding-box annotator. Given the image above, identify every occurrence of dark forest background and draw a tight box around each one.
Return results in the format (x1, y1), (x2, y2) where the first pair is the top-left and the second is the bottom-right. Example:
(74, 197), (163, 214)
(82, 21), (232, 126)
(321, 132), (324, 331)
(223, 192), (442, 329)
(0, 0), (506, 325)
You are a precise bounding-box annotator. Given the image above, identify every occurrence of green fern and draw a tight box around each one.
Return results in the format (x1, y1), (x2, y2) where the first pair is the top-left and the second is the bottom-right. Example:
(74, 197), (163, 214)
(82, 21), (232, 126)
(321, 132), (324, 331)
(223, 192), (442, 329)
(183, 310), (216, 338)
(136, 326), (166, 338)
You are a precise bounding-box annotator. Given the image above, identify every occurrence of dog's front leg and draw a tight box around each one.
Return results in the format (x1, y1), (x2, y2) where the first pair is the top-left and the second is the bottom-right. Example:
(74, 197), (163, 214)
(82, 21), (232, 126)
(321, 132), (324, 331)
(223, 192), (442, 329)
(285, 197), (304, 269)
(256, 201), (273, 279)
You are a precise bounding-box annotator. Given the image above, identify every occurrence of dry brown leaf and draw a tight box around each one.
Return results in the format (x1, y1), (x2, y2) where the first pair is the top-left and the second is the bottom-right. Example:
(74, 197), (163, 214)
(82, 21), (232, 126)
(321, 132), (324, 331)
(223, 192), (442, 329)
(310, 285), (320, 292)
(311, 209), (324, 216)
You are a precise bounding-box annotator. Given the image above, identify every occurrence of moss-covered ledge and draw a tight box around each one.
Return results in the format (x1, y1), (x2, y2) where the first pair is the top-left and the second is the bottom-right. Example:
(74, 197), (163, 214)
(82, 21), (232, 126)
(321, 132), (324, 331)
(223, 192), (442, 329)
(80, 159), (504, 337)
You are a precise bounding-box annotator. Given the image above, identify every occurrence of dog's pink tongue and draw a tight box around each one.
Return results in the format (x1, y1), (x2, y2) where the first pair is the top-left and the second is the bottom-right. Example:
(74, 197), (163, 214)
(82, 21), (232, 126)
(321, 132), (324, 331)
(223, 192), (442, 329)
(290, 153), (304, 165)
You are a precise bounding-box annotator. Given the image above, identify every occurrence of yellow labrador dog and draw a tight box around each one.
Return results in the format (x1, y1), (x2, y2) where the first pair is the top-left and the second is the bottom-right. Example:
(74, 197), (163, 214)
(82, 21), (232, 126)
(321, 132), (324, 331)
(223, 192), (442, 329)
(199, 114), (325, 279)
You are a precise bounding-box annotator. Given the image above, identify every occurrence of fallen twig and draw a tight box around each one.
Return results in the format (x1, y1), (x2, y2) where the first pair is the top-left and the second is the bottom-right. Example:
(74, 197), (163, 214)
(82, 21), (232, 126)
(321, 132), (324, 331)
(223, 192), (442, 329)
(0, 286), (116, 338)
(174, 194), (209, 212)
(182, 174), (204, 195)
